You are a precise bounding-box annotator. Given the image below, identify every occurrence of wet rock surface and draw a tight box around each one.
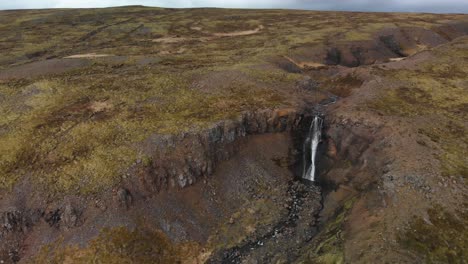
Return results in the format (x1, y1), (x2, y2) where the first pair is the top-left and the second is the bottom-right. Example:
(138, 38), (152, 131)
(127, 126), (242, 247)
(1, 210), (35, 235)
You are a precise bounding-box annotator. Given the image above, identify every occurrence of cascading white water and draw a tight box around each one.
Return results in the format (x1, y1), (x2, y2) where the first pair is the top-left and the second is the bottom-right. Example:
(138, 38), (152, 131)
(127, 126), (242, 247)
(303, 115), (323, 181)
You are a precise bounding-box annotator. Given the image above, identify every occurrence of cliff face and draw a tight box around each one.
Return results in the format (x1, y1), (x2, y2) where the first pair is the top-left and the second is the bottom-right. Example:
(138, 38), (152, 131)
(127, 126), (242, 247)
(136, 109), (306, 192)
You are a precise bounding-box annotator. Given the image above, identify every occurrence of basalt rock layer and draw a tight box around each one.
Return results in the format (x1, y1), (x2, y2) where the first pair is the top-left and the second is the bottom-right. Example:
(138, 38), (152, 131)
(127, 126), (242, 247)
(136, 108), (306, 192)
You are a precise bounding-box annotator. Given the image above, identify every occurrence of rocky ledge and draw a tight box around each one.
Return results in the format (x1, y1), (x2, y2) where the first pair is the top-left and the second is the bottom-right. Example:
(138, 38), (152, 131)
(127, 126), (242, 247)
(131, 108), (311, 194)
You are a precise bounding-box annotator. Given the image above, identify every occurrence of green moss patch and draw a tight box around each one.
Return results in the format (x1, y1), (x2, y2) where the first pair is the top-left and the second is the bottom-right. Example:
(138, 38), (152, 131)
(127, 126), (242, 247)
(296, 198), (356, 264)
(33, 226), (199, 263)
(324, 74), (364, 98)
(398, 206), (467, 263)
(368, 39), (468, 179)
(0, 68), (289, 194)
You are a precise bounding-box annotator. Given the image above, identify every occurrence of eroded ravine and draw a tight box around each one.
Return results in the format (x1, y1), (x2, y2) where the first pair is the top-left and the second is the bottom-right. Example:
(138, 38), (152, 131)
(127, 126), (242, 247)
(205, 108), (336, 263)
(207, 181), (321, 264)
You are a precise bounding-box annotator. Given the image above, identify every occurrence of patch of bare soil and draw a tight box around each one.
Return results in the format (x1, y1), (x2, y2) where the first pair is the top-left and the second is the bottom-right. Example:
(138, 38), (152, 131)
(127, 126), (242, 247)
(0, 59), (91, 80)
(284, 56), (326, 69)
(88, 101), (113, 113)
(190, 26), (203, 31)
(389, 57), (405, 62)
(152, 36), (191, 43)
(64, 53), (113, 59)
(212, 25), (264, 37)
(152, 25), (265, 44)
(380, 49), (434, 70)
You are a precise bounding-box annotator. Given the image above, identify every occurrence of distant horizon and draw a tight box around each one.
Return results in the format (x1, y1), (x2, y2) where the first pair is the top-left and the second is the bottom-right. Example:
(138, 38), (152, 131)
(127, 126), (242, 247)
(2, 5), (468, 14)
(1, 0), (467, 14)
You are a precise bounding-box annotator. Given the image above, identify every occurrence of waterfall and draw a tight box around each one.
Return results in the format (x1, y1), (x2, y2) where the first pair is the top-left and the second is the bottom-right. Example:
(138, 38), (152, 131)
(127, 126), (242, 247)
(302, 115), (323, 181)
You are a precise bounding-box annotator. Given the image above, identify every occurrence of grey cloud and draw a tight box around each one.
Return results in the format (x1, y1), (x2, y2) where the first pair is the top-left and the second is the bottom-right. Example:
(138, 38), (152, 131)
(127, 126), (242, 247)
(281, 0), (468, 13)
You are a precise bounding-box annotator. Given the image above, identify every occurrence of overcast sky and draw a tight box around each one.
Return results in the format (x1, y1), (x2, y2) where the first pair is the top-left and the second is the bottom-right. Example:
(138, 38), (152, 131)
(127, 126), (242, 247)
(1, 0), (467, 13)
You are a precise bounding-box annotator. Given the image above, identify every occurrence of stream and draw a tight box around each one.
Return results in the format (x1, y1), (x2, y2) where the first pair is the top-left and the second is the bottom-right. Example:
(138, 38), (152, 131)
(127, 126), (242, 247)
(206, 112), (326, 263)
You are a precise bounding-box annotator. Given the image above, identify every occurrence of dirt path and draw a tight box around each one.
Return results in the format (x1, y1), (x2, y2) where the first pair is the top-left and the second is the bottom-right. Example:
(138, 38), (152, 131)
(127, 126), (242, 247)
(284, 56), (326, 69)
(213, 25), (265, 37)
(64, 53), (113, 59)
(152, 25), (265, 44)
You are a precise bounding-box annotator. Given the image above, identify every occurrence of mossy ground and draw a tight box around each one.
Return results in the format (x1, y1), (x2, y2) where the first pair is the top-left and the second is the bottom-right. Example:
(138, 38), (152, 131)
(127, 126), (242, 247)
(368, 38), (468, 179)
(296, 198), (356, 264)
(0, 66), (291, 194)
(0, 7), (466, 195)
(206, 183), (286, 252)
(1, 7), (465, 69)
(398, 205), (467, 263)
(358, 37), (468, 262)
(32, 226), (200, 263)
(322, 74), (364, 98)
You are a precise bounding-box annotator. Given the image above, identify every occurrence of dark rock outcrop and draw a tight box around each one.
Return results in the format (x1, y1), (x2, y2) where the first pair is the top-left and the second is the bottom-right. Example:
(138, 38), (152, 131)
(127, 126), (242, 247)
(1, 209), (43, 236)
(44, 209), (61, 227)
(1, 209), (42, 263)
(133, 108), (308, 195)
(319, 118), (381, 189)
(62, 203), (80, 228)
(116, 187), (133, 209)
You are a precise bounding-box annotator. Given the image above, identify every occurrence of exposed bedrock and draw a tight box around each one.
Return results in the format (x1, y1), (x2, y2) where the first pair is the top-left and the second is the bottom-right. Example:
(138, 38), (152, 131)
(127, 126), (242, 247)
(128, 108), (311, 196)
(320, 118), (381, 189)
(315, 115), (388, 220)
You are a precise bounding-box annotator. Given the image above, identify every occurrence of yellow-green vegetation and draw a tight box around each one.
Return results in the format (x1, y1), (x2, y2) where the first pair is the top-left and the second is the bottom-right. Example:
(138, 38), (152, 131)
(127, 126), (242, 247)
(343, 23), (397, 41)
(398, 205), (467, 263)
(207, 177), (287, 250)
(0, 7), (466, 68)
(297, 198), (356, 264)
(207, 197), (284, 250)
(368, 38), (468, 178)
(33, 226), (199, 263)
(0, 7), (466, 195)
(322, 74), (364, 98)
(0, 67), (289, 194)
(203, 19), (262, 33)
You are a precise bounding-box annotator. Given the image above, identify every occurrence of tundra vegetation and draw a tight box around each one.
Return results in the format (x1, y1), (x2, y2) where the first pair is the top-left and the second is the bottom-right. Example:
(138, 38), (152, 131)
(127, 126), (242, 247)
(0, 6), (467, 263)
